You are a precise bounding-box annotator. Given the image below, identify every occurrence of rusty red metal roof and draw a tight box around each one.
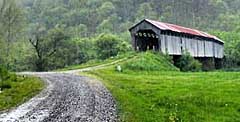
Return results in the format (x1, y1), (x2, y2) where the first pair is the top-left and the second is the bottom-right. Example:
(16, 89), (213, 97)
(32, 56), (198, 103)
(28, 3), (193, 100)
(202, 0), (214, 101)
(131, 19), (224, 44)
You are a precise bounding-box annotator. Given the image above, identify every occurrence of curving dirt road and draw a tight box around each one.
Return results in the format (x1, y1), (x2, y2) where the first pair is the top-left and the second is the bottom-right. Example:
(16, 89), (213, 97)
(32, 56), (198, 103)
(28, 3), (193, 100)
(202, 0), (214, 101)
(0, 72), (117, 122)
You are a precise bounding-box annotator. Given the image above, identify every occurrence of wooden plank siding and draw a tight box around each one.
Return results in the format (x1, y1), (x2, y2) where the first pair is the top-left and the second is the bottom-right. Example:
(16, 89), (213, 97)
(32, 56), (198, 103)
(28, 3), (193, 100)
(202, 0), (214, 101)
(172, 36), (182, 55)
(197, 39), (205, 57)
(160, 35), (166, 53)
(129, 20), (224, 59)
(160, 34), (181, 55)
(159, 34), (223, 58)
(130, 21), (162, 51)
(214, 42), (224, 58)
(204, 40), (214, 57)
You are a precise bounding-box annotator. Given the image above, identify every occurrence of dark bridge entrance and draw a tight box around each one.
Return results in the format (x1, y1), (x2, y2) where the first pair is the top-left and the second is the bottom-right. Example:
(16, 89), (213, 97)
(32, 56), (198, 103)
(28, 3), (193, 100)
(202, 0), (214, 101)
(135, 30), (159, 51)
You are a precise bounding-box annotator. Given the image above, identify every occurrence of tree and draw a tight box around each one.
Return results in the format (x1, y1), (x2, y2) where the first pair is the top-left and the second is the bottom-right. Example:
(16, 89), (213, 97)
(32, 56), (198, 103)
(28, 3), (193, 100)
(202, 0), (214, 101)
(0, 0), (24, 69)
(0, 36), (5, 65)
(29, 25), (69, 71)
(98, 2), (115, 18)
(95, 34), (126, 60)
(67, 24), (88, 38)
(136, 2), (158, 21)
(97, 19), (113, 34)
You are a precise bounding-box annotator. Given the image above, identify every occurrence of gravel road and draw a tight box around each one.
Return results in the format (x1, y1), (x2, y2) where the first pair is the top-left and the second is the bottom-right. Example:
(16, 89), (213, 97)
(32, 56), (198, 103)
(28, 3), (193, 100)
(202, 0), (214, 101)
(0, 72), (117, 122)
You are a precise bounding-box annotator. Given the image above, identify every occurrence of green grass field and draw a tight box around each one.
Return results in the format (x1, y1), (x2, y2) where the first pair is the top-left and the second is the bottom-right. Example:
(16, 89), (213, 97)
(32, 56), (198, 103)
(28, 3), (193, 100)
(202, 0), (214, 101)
(87, 69), (240, 122)
(0, 76), (44, 111)
(78, 52), (240, 122)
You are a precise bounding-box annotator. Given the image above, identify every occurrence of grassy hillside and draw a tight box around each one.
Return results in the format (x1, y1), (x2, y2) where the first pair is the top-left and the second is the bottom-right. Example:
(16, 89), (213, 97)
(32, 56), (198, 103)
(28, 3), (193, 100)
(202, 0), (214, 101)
(121, 52), (179, 71)
(61, 51), (179, 72)
(58, 52), (136, 71)
(80, 52), (240, 122)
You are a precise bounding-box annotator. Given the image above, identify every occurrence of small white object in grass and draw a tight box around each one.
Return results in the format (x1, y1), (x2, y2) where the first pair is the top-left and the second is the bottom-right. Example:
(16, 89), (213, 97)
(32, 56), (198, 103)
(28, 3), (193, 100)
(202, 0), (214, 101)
(0, 88), (2, 94)
(137, 46), (139, 51)
(116, 65), (122, 72)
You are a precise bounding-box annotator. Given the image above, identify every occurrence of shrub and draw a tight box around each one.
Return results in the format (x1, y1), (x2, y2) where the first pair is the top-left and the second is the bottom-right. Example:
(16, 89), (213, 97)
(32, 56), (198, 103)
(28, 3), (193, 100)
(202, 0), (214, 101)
(0, 66), (16, 90)
(175, 52), (202, 72)
(95, 34), (130, 60)
(0, 66), (9, 81)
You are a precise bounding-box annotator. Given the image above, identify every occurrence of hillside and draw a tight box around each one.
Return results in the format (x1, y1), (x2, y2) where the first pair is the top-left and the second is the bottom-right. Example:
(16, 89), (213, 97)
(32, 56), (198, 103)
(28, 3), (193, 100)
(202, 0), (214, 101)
(121, 52), (179, 71)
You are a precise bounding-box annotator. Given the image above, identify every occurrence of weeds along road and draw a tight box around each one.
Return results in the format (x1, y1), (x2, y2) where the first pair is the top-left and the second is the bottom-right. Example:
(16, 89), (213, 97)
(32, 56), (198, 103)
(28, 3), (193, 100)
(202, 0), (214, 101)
(0, 71), (117, 122)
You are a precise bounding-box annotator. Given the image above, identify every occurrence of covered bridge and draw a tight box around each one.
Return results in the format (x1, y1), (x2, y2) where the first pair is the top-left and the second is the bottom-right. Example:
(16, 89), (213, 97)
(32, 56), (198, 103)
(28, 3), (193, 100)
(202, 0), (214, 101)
(129, 19), (224, 59)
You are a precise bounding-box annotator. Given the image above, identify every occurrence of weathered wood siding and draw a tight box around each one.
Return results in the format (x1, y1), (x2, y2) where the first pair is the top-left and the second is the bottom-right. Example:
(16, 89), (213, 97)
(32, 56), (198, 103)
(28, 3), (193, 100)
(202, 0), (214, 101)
(159, 34), (223, 58)
(130, 21), (160, 35)
(204, 40), (214, 57)
(181, 37), (198, 56)
(160, 34), (181, 55)
(197, 39), (205, 57)
(214, 42), (224, 58)
(184, 38), (198, 56)
(130, 21), (161, 51)
(172, 35), (182, 55)
(166, 35), (174, 54)
(160, 35), (166, 53)
(160, 35), (223, 58)
(130, 20), (224, 58)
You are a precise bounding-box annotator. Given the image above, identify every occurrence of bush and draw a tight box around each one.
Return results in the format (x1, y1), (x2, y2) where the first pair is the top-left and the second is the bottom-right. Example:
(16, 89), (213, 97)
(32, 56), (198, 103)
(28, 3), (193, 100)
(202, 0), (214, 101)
(0, 66), (16, 90)
(95, 34), (130, 60)
(47, 38), (95, 70)
(175, 52), (202, 72)
(0, 66), (9, 81)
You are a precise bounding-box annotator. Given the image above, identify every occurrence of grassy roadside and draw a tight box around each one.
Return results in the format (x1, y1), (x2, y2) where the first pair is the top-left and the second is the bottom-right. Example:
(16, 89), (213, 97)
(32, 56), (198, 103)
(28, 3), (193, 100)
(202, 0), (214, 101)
(57, 52), (136, 71)
(85, 69), (240, 122)
(0, 76), (44, 111)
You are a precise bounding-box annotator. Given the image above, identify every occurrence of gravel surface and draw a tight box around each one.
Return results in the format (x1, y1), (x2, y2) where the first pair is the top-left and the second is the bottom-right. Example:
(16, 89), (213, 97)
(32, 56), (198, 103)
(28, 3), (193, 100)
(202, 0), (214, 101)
(0, 72), (117, 122)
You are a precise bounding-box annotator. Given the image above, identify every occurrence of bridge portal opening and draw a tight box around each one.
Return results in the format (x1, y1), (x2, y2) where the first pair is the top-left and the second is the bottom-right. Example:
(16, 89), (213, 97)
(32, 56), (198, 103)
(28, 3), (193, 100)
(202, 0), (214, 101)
(135, 30), (159, 51)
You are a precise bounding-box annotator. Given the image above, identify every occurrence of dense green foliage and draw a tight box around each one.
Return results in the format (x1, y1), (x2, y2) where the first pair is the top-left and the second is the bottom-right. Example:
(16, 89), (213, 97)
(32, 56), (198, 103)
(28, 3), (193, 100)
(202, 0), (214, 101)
(211, 31), (240, 68)
(87, 69), (240, 122)
(95, 34), (130, 60)
(0, 66), (16, 90)
(0, 0), (240, 71)
(20, 0), (240, 33)
(122, 52), (179, 71)
(175, 52), (202, 72)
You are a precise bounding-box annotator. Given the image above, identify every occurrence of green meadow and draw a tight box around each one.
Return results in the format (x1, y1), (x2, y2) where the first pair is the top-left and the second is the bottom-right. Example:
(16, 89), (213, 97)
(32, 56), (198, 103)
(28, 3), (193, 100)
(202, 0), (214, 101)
(87, 69), (240, 122)
(82, 52), (240, 122)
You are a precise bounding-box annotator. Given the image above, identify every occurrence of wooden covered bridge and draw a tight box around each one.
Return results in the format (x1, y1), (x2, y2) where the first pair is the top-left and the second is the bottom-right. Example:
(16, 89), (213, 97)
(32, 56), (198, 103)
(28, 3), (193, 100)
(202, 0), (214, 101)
(129, 19), (224, 68)
(129, 19), (224, 58)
